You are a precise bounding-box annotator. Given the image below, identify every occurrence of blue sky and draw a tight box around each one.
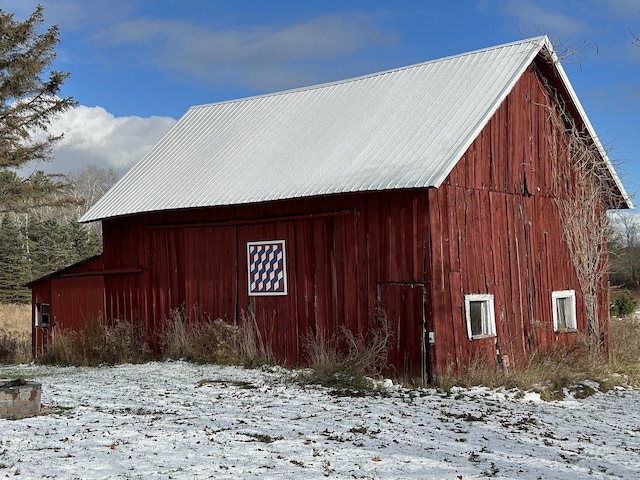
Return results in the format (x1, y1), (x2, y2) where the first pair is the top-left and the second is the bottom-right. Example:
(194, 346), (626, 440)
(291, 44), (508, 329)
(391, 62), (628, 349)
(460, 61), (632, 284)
(2, 0), (639, 204)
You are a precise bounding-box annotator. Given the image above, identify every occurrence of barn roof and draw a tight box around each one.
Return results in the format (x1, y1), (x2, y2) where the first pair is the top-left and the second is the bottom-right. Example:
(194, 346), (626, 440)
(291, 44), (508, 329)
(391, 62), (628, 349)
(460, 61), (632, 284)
(80, 36), (631, 222)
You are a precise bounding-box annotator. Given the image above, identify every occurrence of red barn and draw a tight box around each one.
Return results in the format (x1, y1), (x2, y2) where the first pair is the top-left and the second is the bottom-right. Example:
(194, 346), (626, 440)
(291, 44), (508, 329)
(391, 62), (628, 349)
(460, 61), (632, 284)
(29, 37), (631, 382)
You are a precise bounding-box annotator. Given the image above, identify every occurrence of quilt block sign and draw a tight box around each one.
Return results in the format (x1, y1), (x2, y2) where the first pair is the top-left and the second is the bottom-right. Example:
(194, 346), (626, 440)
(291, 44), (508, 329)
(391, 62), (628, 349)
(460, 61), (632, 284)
(247, 240), (288, 296)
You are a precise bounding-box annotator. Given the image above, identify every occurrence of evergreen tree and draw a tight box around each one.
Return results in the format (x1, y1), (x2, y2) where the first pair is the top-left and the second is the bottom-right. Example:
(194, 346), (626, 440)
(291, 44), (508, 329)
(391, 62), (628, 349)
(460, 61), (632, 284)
(0, 216), (30, 303)
(66, 219), (102, 260)
(28, 217), (70, 279)
(27, 217), (103, 281)
(0, 5), (76, 213)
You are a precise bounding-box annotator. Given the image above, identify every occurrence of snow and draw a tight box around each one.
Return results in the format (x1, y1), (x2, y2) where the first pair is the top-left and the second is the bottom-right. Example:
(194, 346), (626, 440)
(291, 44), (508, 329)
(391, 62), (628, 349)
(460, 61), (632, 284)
(1, 361), (639, 479)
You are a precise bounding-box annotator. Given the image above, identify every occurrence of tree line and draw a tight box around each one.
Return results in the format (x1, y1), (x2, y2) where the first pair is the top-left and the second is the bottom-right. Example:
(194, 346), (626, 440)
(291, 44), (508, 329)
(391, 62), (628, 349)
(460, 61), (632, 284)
(609, 212), (640, 289)
(0, 4), (83, 303)
(0, 165), (117, 303)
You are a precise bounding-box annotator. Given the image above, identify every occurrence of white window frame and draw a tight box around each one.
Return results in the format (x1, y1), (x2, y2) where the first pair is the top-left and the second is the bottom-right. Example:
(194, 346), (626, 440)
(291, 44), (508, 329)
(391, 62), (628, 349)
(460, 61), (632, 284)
(36, 303), (50, 328)
(464, 294), (496, 339)
(552, 290), (577, 332)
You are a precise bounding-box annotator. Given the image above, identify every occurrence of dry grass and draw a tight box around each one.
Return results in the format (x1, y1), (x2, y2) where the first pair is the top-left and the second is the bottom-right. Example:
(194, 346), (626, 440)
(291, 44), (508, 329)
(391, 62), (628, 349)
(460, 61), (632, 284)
(161, 307), (241, 365)
(297, 326), (390, 390)
(38, 317), (152, 366)
(0, 304), (31, 363)
(238, 312), (273, 368)
(160, 307), (272, 366)
(609, 315), (640, 373)
(22, 305), (272, 368)
(8, 297), (638, 396)
(437, 317), (640, 399)
(0, 304), (31, 335)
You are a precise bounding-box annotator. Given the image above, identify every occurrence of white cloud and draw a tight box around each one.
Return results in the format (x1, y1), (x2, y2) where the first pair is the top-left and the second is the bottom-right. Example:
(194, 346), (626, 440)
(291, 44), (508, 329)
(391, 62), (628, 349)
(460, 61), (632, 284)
(502, 0), (591, 36)
(599, 0), (640, 16)
(94, 12), (398, 91)
(0, 0), (135, 29)
(1, 1), (398, 92)
(40, 105), (176, 175)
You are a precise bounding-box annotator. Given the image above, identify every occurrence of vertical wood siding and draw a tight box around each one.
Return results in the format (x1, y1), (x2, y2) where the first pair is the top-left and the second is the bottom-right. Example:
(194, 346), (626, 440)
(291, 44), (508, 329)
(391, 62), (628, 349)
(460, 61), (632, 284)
(98, 189), (430, 378)
(30, 256), (106, 356)
(427, 64), (609, 376)
(31, 60), (610, 380)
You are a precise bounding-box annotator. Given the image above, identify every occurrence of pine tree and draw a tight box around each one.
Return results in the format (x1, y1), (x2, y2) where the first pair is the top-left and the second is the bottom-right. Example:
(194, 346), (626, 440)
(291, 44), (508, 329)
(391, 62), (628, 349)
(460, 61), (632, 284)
(0, 5), (76, 213)
(0, 216), (30, 303)
(26, 217), (102, 281)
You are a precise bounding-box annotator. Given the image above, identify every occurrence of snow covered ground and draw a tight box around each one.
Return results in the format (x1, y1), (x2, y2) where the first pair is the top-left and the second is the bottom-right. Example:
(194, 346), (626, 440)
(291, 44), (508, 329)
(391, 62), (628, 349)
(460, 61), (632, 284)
(1, 361), (639, 479)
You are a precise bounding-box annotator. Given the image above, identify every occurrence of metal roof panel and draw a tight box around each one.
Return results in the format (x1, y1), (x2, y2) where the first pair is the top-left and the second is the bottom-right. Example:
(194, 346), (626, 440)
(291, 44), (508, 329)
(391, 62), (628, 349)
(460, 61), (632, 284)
(81, 36), (631, 222)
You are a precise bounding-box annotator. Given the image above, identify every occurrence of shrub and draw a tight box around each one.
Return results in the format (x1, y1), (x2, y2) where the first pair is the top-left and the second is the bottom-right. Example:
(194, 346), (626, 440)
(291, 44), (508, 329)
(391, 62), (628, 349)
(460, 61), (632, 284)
(160, 307), (272, 366)
(610, 290), (637, 317)
(38, 316), (152, 366)
(161, 307), (240, 364)
(297, 326), (390, 390)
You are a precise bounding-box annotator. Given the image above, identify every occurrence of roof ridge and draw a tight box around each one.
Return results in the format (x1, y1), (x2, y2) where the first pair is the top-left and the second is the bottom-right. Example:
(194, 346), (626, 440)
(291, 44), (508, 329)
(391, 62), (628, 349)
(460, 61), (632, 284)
(189, 36), (549, 111)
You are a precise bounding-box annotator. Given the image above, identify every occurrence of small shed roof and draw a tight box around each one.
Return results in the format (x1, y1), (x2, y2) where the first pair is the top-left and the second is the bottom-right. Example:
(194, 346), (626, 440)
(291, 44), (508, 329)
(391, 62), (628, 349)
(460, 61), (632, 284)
(81, 36), (631, 222)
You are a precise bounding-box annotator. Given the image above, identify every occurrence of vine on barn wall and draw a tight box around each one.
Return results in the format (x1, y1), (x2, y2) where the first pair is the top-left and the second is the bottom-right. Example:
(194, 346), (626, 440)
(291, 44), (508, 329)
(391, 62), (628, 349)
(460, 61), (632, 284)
(536, 58), (615, 350)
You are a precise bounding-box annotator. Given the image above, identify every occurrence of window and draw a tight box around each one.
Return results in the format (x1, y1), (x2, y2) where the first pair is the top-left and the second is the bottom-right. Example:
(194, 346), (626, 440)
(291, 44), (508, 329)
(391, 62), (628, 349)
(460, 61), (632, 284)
(36, 303), (50, 328)
(465, 294), (496, 339)
(552, 290), (576, 332)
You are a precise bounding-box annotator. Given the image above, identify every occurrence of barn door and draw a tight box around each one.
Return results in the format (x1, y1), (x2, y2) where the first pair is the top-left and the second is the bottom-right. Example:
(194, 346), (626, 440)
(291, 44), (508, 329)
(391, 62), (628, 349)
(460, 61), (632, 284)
(376, 282), (427, 384)
(149, 227), (238, 325)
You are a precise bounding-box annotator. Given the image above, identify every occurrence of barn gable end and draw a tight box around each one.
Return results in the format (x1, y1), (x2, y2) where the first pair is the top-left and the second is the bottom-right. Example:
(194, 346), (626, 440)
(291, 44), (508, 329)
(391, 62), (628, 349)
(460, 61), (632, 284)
(426, 61), (612, 374)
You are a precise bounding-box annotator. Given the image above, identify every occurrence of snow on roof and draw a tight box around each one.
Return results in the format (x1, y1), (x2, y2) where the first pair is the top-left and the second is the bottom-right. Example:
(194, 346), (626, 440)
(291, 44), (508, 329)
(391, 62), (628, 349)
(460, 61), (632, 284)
(80, 36), (631, 222)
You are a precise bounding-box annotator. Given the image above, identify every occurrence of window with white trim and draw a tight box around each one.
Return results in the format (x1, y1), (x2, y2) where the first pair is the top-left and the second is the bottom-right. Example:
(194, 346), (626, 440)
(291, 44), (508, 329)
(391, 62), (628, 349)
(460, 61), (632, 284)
(552, 290), (577, 332)
(464, 294), (496, 339)
(36, 303), (50, 328)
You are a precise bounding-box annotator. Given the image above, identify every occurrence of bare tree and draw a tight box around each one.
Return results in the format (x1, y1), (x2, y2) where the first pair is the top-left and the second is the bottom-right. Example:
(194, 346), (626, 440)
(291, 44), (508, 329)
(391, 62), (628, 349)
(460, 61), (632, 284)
(609, 211), (640, 287)
(70, 164), (119, 210)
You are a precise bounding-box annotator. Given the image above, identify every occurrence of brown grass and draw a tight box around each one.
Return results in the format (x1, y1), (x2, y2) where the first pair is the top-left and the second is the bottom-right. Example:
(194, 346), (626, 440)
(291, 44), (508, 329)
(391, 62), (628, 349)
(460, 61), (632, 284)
(238, 312), (273, 368)
(160, 307), (272, 366)
(297, 326), (390, 390)
(161, 307), (241, 365)
(38, 317), (152, 366)
(7, 298), (638, 396)
(437, 317), (640, 399)
(0, 304), (31, 335)
(609, 315), (640, 372)
(0, 304), (31, 363)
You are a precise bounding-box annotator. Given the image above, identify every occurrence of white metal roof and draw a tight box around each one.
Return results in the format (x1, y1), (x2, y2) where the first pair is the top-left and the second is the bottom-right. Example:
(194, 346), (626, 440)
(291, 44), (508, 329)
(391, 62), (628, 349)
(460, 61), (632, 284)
(80, 36), (631, 222)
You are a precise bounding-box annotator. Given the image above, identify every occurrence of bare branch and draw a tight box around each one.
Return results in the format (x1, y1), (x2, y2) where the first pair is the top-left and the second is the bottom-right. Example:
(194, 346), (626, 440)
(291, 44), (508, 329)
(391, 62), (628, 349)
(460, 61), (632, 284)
(534, 53), (615, 350)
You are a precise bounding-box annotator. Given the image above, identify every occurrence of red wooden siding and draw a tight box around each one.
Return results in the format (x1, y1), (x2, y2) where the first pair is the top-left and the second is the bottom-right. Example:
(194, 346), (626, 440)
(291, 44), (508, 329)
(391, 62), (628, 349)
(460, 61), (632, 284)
(377, 282), (427, 381)
(97, 190), (430, 378)
(51, 277), (106, 330)
(30, 256), (107, 356)
(427, 64), (608, 375)
(30, 59), (611, 381)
